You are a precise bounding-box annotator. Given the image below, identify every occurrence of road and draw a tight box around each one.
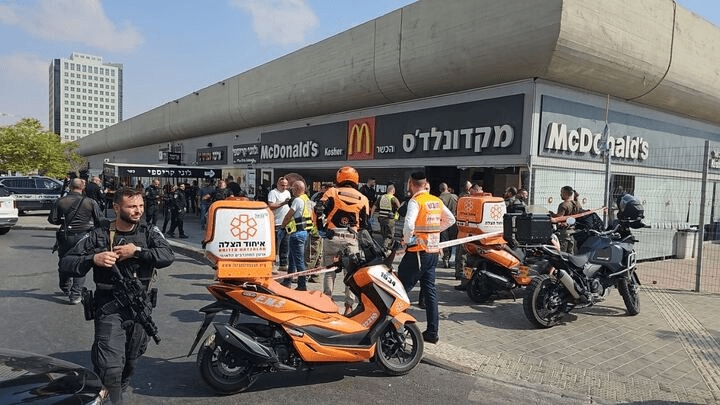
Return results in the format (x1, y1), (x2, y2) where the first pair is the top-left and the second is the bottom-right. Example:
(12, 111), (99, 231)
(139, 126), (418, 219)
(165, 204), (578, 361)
(0, 228), (601, 404)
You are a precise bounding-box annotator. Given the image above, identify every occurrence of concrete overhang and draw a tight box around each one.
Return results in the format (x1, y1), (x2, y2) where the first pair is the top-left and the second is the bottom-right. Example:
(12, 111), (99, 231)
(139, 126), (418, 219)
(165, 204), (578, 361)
(78, 0), (720, 157)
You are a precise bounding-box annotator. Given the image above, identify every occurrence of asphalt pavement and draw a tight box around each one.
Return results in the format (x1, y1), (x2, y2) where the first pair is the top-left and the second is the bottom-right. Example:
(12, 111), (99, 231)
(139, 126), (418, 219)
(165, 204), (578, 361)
(11, 210), (720, 404)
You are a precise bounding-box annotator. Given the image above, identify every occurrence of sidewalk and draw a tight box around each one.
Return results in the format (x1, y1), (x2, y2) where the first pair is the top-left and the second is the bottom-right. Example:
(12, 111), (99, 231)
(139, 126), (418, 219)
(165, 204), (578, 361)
(13, 211), (720, 404)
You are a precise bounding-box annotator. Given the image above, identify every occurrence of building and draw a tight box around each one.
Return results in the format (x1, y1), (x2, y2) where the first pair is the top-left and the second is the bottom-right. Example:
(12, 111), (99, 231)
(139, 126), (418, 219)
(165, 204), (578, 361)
(49, 53), (123, 142)
(76, 0), (720, 258)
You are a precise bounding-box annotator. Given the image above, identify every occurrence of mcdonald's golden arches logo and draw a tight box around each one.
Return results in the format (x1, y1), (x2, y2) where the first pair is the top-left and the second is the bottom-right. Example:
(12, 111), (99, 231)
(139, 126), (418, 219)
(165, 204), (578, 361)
(347, 117), (375, 160)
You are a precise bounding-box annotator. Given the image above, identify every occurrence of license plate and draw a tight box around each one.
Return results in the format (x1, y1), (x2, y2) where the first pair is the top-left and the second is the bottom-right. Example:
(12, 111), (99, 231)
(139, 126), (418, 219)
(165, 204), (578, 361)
(463, 267), (474, 279)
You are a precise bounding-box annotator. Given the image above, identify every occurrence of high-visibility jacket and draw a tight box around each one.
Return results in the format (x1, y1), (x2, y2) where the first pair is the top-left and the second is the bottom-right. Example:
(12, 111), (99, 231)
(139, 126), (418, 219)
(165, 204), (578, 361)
(377, 193), (398, 220)
(321, 187), (369, 230)
(408, 192), (443, 253)
(285, 194), (315, 234)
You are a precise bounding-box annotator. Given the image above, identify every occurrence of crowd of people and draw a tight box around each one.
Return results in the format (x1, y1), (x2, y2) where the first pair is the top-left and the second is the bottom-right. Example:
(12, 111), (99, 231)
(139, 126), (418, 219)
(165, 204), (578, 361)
(48, 167), (584, 404)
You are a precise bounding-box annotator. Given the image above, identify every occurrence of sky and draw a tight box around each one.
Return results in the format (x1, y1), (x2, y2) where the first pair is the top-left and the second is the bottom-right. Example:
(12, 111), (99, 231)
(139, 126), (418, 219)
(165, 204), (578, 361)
(0, 0), (718, 128)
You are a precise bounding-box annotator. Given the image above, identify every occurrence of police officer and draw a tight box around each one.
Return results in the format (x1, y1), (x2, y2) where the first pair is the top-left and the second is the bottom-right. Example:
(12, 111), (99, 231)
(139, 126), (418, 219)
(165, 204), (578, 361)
(371, 184), (400, 250)
(60, 188), (174, 404)
(397, 172), (455, 344)
(144, 179), (163, 226)
(48, 178), (104, 304)
(167, 184), (188, 238)
(316, 166), (370, 315)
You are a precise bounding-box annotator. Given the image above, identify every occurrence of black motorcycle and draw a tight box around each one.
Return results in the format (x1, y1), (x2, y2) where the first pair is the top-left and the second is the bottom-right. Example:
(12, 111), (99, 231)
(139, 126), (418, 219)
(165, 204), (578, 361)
(523, 196), (645, 328)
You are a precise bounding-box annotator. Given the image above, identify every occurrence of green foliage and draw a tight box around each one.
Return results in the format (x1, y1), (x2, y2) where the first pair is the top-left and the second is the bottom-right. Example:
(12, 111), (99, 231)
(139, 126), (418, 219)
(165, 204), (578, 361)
(0, 118), (83, 177)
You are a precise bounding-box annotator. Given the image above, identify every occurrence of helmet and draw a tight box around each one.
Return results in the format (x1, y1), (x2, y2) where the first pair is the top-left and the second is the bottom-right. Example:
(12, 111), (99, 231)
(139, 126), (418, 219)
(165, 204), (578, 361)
(617, 194), (644, 221)
(336, 166), (359, 187)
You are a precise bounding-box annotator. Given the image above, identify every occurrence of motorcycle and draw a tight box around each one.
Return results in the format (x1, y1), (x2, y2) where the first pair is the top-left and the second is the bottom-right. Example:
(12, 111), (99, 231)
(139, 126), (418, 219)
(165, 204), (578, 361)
(456, 193), (535, 303)
(188, 200), (423, 394)
(522, 199), (644, 328)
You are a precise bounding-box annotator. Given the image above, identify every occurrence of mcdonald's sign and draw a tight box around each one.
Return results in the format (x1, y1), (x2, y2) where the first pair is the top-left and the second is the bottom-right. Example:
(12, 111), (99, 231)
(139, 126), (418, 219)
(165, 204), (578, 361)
(347, 117), (375, 160)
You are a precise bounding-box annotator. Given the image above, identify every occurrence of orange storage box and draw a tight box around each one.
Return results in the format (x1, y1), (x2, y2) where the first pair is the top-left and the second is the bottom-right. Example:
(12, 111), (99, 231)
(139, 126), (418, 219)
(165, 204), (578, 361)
(203, 200), (275, 279)
(455, 193), (506, 236)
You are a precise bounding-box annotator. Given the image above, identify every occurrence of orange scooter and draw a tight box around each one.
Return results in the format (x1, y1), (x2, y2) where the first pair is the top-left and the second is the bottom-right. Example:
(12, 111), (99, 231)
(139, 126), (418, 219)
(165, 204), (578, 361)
(187, 200), (423, 394)
(455, 194), (533, 303)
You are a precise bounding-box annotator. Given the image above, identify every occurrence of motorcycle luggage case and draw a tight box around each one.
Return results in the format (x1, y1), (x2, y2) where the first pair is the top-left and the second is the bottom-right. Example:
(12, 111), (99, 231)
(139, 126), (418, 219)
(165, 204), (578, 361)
(503, 212), (552, 245)
(456, 193), (506, 235)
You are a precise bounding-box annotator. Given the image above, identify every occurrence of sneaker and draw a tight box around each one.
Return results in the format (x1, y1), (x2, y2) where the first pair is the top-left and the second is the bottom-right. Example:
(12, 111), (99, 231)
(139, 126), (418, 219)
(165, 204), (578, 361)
(417, 301), (425, 309)
(422, 331), (439, 344)
(56, 290), (69, 297)
(69, 296), (82, 305)
(179, 234), (189, 239)
(454, 284), (467, 291)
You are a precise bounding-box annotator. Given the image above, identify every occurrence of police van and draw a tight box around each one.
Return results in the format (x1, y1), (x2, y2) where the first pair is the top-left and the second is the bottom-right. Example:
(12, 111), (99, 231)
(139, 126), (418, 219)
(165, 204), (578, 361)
(0, 176), (63, 213)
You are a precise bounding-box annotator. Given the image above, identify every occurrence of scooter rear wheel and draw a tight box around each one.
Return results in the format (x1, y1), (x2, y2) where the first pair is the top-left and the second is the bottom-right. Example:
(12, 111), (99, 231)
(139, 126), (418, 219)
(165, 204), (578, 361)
(466, 271), (494, 303)
(197, 332), (257, 395)
(376, 322), (423, 375)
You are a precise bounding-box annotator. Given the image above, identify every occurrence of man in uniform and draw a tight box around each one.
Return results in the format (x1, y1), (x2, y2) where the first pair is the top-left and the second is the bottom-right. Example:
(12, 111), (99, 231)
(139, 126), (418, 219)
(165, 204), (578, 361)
(86, 176), (106, 213)
(371, 183), (400, 250)
(144, 179), (163, 226)
(167, 184), (189, 238)
(397, 172), (455, 344)
(316, 166), (371, 315)
(48, 178), (104, 304)
(553, 185), (582, 253)
(60, 188), (174, 404)
(280, 180), (314, 291)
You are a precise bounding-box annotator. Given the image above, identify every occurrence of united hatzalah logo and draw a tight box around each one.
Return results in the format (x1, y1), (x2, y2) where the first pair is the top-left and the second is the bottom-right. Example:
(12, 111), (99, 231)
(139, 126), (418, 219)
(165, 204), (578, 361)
(230, 214), (258, 240)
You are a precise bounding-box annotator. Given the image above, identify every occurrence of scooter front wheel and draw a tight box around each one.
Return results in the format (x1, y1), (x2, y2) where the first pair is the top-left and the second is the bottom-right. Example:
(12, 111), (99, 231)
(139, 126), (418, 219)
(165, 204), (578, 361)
(376, 322), (423, 376)
(197, 332), (257, 395)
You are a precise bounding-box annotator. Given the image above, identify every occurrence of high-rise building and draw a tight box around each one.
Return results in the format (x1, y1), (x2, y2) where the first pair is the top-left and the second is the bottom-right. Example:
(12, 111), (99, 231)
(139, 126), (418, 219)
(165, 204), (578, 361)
(49, 53), (123, 142)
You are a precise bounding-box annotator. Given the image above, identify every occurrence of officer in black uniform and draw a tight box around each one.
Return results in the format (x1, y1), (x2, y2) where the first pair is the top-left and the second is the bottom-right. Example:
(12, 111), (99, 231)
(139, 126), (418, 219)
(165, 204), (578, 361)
(48, 178), (104, 304)
(60, 187), (174, 404)
(167, 183), (188, 238)
(144, 178), (163, 225)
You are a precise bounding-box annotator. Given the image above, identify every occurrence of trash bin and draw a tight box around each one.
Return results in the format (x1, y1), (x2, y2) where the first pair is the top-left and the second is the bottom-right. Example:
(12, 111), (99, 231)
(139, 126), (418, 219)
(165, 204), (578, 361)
(676, 228), (698, 259)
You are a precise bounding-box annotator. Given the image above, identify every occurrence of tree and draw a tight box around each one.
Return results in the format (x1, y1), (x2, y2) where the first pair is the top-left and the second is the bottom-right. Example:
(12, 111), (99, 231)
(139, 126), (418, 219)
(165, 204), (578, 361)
(0, 118), (83, 178)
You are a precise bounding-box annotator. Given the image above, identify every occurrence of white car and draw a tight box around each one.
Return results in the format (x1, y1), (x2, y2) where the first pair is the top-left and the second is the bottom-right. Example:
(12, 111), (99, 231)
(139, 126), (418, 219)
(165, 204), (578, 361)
(0, 185), (19, 235)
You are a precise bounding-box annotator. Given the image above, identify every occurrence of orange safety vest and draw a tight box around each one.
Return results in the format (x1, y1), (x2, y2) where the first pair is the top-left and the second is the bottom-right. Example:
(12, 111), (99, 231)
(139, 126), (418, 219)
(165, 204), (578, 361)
(408, 192), (443, 253)
(321, 187), (369, 230)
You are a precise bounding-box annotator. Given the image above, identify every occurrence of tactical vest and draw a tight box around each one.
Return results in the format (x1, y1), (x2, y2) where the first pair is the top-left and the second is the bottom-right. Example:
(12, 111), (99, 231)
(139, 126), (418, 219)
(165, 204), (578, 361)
(408, 192), (443, 253)
(377, 193), (397, 219)
(323, 187), (367, 230)
(285, 194), (315, 234)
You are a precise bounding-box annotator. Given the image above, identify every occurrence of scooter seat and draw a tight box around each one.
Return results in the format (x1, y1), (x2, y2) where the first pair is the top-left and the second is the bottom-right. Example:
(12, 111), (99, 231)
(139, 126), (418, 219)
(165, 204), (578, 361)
(267, 280), (340, 313)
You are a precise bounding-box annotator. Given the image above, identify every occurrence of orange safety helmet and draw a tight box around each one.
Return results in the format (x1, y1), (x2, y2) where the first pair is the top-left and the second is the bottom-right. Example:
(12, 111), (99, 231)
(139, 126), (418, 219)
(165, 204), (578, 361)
(336, 166), (359, 187)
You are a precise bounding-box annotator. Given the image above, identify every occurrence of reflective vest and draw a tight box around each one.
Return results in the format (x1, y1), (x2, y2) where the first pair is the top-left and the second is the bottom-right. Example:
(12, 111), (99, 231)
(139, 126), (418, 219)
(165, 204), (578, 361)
(408, 192), (443, 253)
(285, 194), (315, 234)
(322, 187), (368, 230)
(377, 193), (398, 220)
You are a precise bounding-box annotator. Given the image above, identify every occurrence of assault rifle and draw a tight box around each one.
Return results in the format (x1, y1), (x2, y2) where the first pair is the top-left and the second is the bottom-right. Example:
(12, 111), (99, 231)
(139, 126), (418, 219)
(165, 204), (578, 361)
(110, 264), (161, 344)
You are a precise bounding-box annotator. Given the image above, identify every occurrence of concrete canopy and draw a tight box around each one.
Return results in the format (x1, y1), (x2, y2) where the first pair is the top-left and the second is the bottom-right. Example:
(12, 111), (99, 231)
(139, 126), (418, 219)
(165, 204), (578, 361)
(78, 0), (720, 157)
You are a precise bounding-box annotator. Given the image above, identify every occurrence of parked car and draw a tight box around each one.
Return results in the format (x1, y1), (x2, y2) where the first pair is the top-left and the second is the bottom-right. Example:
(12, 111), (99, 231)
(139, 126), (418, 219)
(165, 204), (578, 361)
(0, 176), (63, 213)
(0, 185), (19, 235)
(0, 348), (106, 404)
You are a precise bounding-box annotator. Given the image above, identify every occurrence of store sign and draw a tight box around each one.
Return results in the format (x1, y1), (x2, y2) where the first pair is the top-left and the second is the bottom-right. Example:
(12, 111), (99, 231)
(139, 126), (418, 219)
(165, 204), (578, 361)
(167, 152), (181, 165)
(544, 122), (649, 160)
(197, 146), (227, 164)
(373, 94), (524, 159)
(232, 143), (260, 165)
(260, 122), (347, 163)
(348, 117), (375, 160)
(113, 166), (221, 178)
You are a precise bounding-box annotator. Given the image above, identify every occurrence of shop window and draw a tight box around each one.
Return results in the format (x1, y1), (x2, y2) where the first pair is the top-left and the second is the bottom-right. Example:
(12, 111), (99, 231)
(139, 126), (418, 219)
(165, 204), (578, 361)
(611, 174), (635, 203)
